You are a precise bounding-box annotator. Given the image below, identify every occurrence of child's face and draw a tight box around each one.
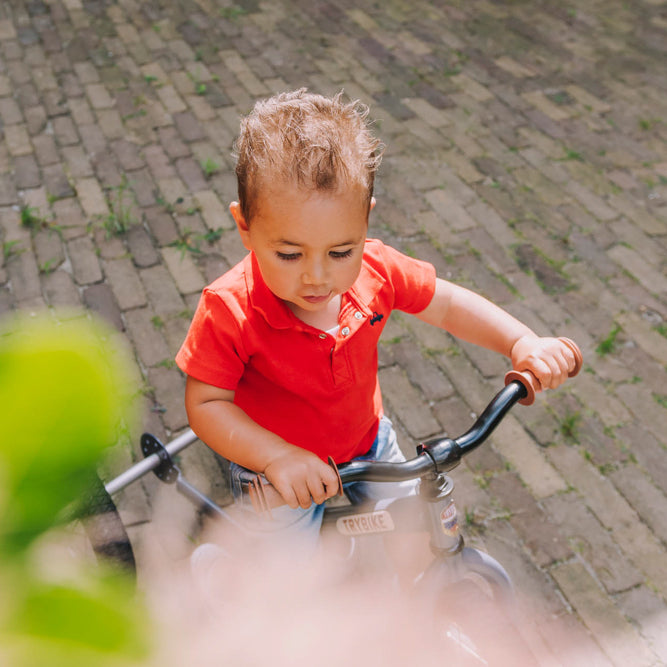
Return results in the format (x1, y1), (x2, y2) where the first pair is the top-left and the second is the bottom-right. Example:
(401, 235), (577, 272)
(231, 185), (373, 321)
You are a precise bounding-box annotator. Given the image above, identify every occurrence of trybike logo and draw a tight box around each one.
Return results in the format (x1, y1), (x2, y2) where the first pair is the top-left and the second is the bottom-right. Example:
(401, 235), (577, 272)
(336, 510), (395, 536)
(440, 502), (459, 537)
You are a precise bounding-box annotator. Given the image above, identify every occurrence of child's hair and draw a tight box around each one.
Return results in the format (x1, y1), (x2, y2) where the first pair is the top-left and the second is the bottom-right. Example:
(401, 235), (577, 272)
(233, 88), (384, 221)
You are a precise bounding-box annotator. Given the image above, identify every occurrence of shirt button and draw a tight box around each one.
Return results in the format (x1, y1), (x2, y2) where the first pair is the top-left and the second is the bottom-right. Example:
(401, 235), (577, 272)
(341, 326), (351, 336)
(318, 333), (327, 339)
(354, 311), (363, 320)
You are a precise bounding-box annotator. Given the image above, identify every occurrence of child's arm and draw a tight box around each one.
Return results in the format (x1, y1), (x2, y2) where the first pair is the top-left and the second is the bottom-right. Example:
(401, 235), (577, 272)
(184, 376), (340, 509)
(416, 278), (576, 389)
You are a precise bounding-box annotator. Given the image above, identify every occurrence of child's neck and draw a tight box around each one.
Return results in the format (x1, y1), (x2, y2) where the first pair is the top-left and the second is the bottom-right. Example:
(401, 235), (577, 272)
(288, 294), (341, 331)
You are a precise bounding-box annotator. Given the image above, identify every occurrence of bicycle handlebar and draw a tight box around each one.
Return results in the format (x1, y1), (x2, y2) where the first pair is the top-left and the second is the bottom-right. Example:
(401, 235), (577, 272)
(338, 337), (582, 479)
(106, 338), (582, 512)
(244, 379), (529, 512)
(246, 337), (582, 512)
(336, 376), (526, 484)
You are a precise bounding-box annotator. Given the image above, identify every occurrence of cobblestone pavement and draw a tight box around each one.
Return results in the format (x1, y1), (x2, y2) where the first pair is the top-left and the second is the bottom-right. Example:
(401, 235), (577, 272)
(1, 0), (666, 663)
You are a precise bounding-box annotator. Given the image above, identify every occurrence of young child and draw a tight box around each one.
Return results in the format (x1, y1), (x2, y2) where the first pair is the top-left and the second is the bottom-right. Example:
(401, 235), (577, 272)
(176, 89), (577, 549)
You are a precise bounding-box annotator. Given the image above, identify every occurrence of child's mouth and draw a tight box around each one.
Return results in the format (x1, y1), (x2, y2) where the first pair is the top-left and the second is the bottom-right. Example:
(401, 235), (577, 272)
(302, 293), (331, 304)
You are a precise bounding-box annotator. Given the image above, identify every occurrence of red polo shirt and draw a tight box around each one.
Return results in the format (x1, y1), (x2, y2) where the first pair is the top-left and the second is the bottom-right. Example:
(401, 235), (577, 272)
(176, 239), (436, 463)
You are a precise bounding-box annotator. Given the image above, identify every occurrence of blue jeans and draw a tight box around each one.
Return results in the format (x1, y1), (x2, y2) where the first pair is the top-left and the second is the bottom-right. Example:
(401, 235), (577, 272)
(228, 416), (416, 553)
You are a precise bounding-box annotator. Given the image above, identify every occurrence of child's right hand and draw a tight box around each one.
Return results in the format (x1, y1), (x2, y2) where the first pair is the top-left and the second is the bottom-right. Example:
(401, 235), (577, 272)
(263, 447), (341, 509)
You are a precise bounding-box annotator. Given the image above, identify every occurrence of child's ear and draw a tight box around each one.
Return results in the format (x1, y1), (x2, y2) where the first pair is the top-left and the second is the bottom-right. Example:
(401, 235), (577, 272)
(230, 202), (252, 250)
(370, 196), (376, 211)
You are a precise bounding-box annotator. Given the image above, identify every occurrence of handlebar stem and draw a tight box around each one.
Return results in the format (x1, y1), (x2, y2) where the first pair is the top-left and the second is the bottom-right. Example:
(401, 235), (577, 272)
(417, 437), (461, 474)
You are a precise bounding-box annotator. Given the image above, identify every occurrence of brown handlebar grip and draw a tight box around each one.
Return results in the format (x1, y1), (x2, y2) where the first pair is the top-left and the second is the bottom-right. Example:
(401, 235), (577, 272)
(559, 337), (583, 377)
(504, 369), (541, 406)
(504, 337), (583, 406)
(327, 456), (344, 497)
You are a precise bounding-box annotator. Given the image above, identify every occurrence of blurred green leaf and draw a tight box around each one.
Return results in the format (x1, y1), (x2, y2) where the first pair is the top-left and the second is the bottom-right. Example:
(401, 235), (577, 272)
(2, 578), (148, 666)
(0, 313), (136, 555)
(0, 311), (148, 666)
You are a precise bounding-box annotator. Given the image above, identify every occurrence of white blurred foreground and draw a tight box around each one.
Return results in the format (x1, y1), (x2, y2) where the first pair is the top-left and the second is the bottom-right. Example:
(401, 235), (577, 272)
(42, 492), (664, 667)
(145, 519), (493, 667)
(130, 500), (571, 667)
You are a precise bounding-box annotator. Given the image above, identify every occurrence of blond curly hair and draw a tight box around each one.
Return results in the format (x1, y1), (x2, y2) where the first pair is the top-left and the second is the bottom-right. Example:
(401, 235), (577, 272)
(234, 89), (384, 221)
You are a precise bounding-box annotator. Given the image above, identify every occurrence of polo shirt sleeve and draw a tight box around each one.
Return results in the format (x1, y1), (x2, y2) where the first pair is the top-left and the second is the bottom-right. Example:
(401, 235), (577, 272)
(175, 288), (248, 390)
(375, 240), (437, 313)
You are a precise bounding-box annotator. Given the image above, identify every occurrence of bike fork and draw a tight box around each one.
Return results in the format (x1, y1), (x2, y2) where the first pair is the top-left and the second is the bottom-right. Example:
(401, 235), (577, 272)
(420, 472), (464, 556)
(418, 472), (514, 605)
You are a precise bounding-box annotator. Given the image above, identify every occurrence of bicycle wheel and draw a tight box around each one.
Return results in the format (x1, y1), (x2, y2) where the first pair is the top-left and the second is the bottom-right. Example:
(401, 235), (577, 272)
(73, 472), (137, 581)
(418, 550), (536, 666)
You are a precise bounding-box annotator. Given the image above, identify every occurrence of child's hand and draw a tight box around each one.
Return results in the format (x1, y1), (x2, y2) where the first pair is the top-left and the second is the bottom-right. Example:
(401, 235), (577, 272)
(510, 335), (577, 391)
(264, 447), (341, 509)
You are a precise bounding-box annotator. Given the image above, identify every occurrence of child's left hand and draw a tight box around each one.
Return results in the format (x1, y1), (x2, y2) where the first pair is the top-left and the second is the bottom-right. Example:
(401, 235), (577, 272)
(510, 335), (577, 391)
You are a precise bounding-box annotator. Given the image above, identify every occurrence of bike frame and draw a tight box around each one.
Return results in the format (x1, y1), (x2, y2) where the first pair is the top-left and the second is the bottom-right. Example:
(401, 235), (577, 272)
(105, 377), (533, 606)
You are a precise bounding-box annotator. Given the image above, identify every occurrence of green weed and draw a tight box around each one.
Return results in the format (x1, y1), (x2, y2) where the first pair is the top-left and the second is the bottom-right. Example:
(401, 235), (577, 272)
(169, 230), (202, 258)
(200, 158), (221, 179)
(598, 462), (615, 476)
(187, 69), (208, 95)
(473, 474), (491, 490)
(100, 175), (138, 237)
(201, 227), (223, 244)
(20, 205), (46, 229)
(596, 324), (622, 356)
(3, 240), (23, 260)
(122, 109), (147, 121)
(559, 410), (581, 441)
(156, 195), (184, 215)
(39, 258), (58, 275)
(220, 5), (247, 20)
(638, 118), (660, 131)
(381, 336), (403, 345)
(560, 148), (585, 162)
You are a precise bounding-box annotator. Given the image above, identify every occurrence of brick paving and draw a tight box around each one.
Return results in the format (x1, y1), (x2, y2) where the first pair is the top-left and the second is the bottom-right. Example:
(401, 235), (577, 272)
(1, 0), (666, 663)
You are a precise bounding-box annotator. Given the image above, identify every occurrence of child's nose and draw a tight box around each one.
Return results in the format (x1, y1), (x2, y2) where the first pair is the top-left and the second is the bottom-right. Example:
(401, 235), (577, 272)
(302, 260), (327, 285)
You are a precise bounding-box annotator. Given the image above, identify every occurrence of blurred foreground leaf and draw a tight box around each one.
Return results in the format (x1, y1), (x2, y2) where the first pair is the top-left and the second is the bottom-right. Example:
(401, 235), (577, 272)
(2, 577), (148, 667)
(0, 312), (136, 555)
(0, 311), (149, 666)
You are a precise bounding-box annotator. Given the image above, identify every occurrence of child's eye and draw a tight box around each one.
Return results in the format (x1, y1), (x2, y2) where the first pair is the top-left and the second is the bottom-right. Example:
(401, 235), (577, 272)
(330, 249), (353, 260)
(276, 252), (300, 261)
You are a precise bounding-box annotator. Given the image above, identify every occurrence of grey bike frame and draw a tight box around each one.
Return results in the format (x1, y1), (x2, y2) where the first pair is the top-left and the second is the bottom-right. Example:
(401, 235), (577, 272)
(104, 381), (530, 607)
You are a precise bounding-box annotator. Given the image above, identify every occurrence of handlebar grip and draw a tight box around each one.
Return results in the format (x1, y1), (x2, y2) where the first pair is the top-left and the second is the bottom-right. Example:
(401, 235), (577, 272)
(560, 337), (584, 375)
(504, 337), (583, 406)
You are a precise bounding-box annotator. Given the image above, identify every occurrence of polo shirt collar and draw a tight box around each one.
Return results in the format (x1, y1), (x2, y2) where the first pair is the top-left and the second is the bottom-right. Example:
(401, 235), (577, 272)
(345, 260), (385, 317)
(244, 250), (386, 329)
(245, 252), (295, 329)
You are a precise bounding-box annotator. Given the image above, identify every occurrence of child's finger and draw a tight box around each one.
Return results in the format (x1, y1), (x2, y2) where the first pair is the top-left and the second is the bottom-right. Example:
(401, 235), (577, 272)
(292, 481), (314, 509)
(521, 357), (551, 390)
(309, 465), (340, 504)
(307, 477), (328, 505)
(279, 485), (300, 509)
